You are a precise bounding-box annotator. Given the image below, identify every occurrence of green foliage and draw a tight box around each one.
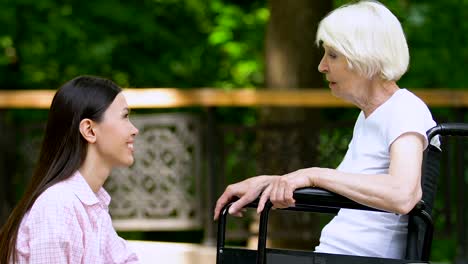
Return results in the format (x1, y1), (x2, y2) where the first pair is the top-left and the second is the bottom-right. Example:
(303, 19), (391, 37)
(0, 0), (267, 89)
(317, 126), (353, 168)
(391, 0), (466, 89)
(208, 1), (268, 88)
(431, 238), (457, 262)
(1, 0), (465, 90)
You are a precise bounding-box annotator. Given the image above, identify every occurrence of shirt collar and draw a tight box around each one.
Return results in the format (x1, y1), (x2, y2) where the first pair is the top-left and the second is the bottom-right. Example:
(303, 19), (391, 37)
(67, 171), (111, 207)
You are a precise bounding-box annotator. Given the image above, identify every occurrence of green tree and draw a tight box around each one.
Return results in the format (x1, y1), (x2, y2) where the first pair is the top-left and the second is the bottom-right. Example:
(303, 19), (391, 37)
(0, 0), (267, 90)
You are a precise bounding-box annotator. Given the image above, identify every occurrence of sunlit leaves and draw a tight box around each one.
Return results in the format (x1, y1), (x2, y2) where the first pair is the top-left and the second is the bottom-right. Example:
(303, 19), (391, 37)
(209, 30), (233, 45)
(0, 36), (15, 66)
(208, 0), (268, 88)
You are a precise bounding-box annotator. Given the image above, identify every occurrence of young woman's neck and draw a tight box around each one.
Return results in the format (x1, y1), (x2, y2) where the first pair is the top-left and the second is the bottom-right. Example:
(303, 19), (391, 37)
(79, 154), (111, 193)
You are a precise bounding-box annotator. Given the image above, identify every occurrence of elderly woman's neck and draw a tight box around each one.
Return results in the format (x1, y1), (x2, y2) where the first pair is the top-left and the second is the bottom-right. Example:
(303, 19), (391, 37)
(358, 80), (399, 118)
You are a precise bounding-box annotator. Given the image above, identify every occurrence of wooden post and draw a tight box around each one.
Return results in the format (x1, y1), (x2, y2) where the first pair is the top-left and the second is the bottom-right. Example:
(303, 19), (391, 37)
(0, 111), (14, 226)
(203, 107), (219, 246)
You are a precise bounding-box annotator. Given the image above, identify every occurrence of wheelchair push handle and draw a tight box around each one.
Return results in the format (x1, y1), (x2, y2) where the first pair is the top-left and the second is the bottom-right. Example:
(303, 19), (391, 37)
(427, 123), (468, 140)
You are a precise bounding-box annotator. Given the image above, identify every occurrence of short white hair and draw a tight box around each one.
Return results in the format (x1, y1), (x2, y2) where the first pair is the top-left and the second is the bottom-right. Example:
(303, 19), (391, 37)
(316, 1), (409, 81)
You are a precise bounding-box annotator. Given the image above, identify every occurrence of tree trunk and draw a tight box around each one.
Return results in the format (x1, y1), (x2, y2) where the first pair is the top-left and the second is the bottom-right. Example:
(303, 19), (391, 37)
(253, 0), (333, 250)
(265, 0), (330, 90)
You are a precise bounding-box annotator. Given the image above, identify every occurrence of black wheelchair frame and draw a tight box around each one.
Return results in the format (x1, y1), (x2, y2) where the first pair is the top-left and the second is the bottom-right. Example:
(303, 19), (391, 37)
(216, 123), (468, 264)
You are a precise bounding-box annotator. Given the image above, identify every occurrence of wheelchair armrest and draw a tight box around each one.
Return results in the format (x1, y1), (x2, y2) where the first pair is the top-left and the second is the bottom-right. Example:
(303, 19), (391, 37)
(290, 188), (427, 216)
(242, 188), (427, 215)
(239, 187), (382, 214)
(291, 187), (382, 212)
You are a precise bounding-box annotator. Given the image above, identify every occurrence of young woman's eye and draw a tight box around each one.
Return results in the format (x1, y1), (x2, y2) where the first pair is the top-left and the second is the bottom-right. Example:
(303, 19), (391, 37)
(328, 52), (337, 59)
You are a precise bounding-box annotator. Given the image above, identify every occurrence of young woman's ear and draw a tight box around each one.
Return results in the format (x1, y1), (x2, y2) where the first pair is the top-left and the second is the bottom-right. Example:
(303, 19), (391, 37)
(79, 119), (97, 143)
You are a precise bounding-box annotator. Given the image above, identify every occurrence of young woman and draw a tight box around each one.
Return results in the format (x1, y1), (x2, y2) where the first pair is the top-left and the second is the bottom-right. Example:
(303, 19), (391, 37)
(0, 76), (140, 263)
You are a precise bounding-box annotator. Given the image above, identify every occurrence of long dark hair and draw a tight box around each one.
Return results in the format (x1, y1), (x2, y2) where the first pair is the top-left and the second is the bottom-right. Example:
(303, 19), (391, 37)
(0, 76), (121, 263)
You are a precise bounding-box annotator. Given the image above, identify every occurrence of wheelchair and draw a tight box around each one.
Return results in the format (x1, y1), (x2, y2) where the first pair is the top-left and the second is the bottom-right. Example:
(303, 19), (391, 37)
(216, 123), (468, 264)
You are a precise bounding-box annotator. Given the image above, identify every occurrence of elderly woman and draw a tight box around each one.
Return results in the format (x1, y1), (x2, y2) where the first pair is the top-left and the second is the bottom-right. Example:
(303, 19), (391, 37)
(214, 0), (438, 259)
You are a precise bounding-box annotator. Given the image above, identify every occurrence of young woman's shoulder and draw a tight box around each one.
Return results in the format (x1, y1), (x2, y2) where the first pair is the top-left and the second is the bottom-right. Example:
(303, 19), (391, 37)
(25, 180), (82, 224)
(36, 181), (79, 207)
(17, 180), (83, 243)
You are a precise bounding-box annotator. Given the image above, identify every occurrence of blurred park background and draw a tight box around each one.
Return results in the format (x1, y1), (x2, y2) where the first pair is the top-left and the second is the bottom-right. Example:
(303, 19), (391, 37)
(0, 0), (467, 263)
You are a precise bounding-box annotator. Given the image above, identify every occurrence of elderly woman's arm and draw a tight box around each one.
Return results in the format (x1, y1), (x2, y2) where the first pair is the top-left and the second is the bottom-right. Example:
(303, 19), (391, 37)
(257, 132), (425, 215)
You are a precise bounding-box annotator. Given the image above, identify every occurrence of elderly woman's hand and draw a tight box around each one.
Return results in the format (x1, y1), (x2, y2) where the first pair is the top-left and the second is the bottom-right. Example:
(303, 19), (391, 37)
(213, 175), (279, 220)
(257, 168), (321, 212)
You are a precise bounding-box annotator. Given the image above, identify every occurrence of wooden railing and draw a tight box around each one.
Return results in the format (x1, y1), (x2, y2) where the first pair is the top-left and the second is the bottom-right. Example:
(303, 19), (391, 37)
(1, 88), (468, 108)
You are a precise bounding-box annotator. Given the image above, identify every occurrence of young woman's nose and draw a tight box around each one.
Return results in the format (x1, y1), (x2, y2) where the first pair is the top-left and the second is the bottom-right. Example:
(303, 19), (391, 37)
(131, 122), (139, 136)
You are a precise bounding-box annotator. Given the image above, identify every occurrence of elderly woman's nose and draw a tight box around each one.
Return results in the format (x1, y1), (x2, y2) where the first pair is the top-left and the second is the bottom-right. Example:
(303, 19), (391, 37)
(318, 56), (328, 73)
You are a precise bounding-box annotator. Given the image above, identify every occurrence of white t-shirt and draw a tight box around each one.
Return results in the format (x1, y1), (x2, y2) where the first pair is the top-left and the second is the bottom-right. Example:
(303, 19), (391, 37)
(315, 89), (437, 259)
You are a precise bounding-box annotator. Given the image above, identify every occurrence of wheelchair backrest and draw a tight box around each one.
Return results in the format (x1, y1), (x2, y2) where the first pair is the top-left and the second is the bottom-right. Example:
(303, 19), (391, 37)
(406, 123), (468, 260)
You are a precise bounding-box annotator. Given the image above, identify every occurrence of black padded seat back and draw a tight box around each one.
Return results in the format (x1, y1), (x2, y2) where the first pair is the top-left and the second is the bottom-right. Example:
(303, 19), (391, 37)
(421, 144), (442, 215)
(405, 143), (441, 260)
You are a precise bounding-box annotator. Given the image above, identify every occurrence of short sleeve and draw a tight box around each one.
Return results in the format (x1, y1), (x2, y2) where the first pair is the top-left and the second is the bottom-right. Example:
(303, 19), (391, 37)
(385, 95), (434, 150)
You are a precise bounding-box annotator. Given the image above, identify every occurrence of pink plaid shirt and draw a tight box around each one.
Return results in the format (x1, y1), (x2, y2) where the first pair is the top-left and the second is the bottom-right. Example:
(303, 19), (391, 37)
(15, 171), (139, 263)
